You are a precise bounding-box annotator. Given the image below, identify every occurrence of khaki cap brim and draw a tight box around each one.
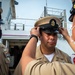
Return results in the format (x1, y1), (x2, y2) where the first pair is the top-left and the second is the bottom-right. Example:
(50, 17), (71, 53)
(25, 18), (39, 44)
(34, 16), (61, 27)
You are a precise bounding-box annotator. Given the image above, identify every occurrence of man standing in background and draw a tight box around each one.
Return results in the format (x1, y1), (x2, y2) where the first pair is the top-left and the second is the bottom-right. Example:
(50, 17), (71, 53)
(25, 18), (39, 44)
(0, 7), (10, 75)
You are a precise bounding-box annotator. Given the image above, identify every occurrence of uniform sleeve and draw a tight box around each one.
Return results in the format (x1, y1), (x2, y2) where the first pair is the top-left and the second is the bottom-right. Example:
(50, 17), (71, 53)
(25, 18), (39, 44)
(13, 62), (22, 75)
(24, 60), (75, 75)
(0, 45), (10, 75)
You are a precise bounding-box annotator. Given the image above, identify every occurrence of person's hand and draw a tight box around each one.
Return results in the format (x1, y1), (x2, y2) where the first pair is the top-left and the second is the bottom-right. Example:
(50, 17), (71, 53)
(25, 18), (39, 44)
(72, 0), (75, 3)
(59, 27), (69, 39)
(30, 27), (40, 38)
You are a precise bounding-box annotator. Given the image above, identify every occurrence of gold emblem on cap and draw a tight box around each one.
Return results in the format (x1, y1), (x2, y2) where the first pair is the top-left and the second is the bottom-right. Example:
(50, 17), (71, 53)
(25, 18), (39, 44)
(74, 4), (75, 9)
(51, 20), (55, 26)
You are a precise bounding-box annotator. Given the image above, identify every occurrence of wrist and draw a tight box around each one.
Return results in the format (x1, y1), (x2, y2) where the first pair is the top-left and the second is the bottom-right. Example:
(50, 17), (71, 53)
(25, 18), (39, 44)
(30, 35), (38, 42)
(64, 34), (70, 41)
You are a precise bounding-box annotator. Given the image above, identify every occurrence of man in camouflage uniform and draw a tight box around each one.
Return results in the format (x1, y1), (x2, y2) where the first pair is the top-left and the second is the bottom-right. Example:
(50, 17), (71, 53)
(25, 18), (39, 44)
(0, 43), (10, 75)
(0, 27), (10, 75)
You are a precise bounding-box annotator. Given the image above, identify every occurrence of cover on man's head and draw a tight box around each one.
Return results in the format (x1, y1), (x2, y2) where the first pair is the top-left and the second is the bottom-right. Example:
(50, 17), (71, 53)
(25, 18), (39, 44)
(34, 16), (61, 34)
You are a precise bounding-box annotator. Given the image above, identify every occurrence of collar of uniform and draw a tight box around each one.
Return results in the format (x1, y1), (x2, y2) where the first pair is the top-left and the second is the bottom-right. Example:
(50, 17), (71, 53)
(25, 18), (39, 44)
(36, 45), (45, 58)
(36, 45), (49, 62)
(36, 46), (64, 61)
(53, 47), (65, 60)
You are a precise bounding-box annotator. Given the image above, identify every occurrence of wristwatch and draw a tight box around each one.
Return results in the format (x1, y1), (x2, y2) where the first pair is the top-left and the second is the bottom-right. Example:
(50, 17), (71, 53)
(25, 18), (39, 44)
(30, 35), (38, 42)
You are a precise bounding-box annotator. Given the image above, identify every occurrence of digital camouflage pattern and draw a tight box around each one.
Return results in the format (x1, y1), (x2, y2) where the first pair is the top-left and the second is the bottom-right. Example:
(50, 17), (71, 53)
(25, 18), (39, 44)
(0, 43), (10, 75)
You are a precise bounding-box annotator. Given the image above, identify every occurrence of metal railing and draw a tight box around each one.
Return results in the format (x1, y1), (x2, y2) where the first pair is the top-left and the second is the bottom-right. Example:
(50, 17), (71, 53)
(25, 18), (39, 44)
(9, 18), (37, 31)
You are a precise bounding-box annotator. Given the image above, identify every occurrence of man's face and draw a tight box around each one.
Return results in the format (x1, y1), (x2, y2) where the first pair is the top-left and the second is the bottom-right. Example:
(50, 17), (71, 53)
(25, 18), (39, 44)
(40, 32), (58, 49)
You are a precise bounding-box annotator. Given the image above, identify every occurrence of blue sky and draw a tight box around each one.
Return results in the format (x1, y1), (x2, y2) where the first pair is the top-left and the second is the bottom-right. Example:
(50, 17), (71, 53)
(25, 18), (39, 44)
(15, 0), (72, 21)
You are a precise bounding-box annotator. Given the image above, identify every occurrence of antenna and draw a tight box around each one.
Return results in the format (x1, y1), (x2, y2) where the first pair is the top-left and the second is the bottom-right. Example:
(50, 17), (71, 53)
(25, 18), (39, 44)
(46, 0), (47, 7)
